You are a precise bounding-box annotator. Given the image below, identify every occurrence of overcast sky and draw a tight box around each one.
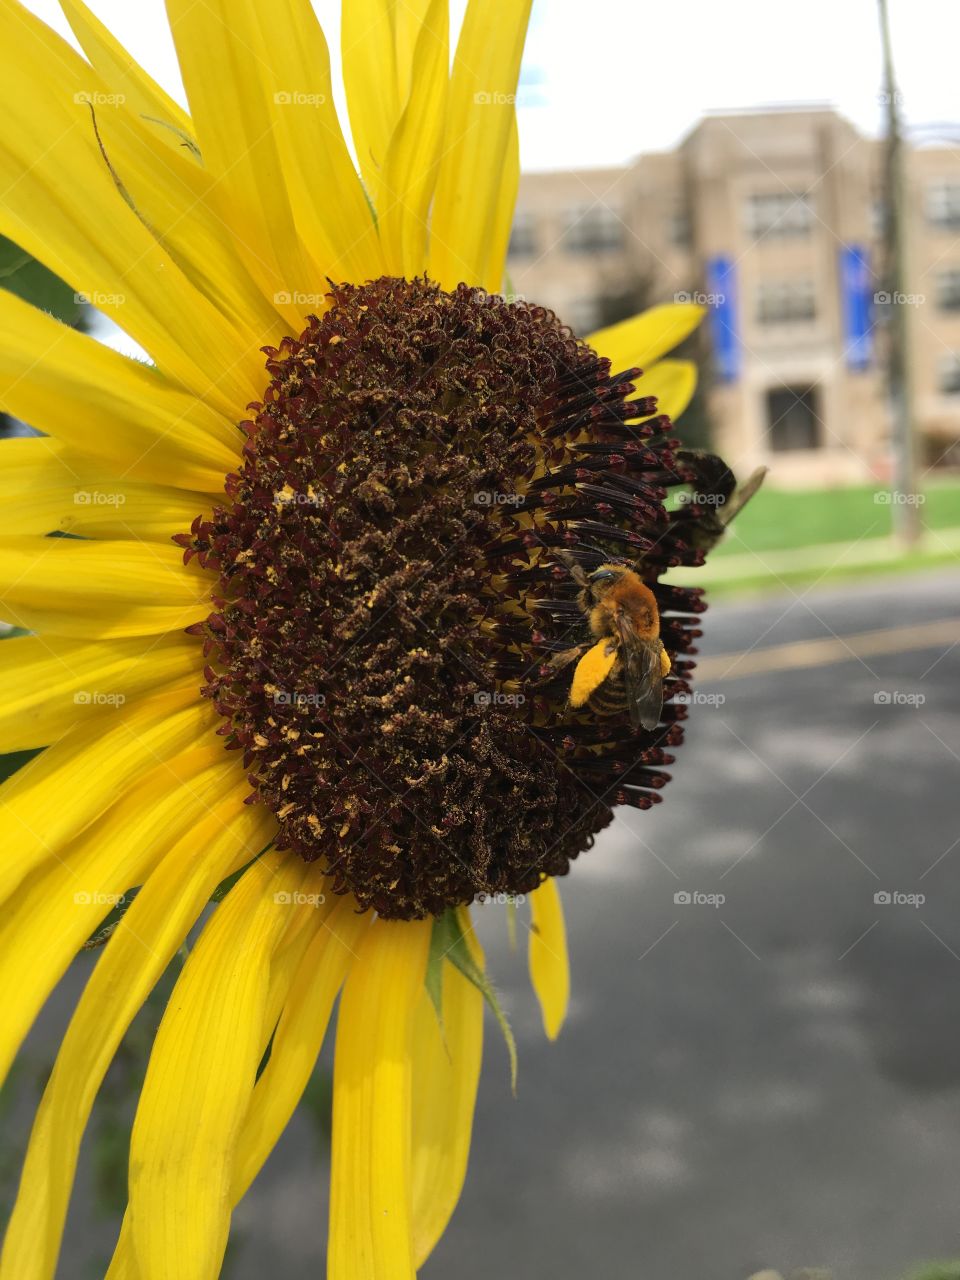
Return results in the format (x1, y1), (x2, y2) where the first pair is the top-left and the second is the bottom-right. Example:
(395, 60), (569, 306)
(23, 0), (960, 170)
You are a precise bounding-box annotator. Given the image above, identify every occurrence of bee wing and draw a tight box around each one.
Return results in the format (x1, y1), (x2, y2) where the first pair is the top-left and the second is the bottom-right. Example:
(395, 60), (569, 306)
(614, 615), (664, 732)
(676, 451), (767, 543)
(721, 466), (768, 528)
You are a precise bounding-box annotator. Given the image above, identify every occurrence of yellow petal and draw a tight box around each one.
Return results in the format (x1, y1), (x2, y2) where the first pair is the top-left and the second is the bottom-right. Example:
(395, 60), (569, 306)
(166, 0), (380, 311)
(638, 358), (698, 422)
(587, 303), (705, 373)
(411, 944), (484, 1267)
(0, 790), (274, 1280)
(258, 863), (334, 1057)
(30, 0), (287, 351)
(258, 0), (384, 283)
(0, 438), (213, 535)
(394, 0), (434, 104)
(100, 892), (348, 1280)
(0, 633), (201, 751)
(164, 0), (315, 322)
(0, 0), (256, 415)
(569, 638), (617, 708)
(103, 1233), (135, 1280)
(0, 445), (211, 542)
(483, 111), (520, 295)
(231, 895), (370, 1200)
(0, 686), (213, 906)
(128, 852), (306, 1280)
(58, 0), (195, 150)
(378, 0), (449, 277)
(343, 0), (401, 209)
(328, 917), (432, 1280)
(0, 292), (238, 493)
(0, 539), (210, 638)
(428, 0), (532, 291)
(83, 71), (289, 352)
(0, 751), (231, 1088)
(528, 876), (570, 1040)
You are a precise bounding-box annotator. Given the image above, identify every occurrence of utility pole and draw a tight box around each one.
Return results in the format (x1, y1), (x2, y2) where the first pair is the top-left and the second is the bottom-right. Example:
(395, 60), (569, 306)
(878, 0), (922, 546)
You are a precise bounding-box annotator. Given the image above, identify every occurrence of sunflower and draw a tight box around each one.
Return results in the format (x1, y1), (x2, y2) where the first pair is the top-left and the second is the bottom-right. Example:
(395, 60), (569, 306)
(0, 1), (748, 1277)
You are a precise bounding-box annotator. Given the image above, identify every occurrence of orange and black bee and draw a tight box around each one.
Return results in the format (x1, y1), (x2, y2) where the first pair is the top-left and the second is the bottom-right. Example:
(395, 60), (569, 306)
(540, 459), (767, 731)
(543, 559), (671, 732)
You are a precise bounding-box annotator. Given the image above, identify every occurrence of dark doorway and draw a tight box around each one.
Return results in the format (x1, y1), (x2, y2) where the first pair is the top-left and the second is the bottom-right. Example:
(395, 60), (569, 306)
(766, 385), (822, 450)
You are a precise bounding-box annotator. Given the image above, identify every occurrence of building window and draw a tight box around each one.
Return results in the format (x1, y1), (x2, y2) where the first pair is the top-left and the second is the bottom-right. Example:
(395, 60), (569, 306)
(667, 209), (691, 247)
(926, 181), (960, 230)
(562, 206), (624, 254)
(938, 353), (960, 394)
(756, 280), (817, 325)
(936, 269), (960, 311)
(745, 192), (813, 239)
(766, 386), (821, 451)
(508, 212), (538, 258)
(870, 197), (887, 240)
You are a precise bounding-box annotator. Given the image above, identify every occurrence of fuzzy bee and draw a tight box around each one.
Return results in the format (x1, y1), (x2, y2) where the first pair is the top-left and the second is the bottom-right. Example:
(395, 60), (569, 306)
(674, 450), (768, 554)
(542, 558), (671, 732)
(539, 460), (767, 731)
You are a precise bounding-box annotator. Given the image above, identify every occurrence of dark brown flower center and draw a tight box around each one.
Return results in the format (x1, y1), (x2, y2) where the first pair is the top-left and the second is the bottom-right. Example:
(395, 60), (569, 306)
(179, 277), (708, 919)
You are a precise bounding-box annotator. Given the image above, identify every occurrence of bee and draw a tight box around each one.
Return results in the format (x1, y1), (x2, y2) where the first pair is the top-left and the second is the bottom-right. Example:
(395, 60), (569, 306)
(674, 450), (768, 553)
(537, 461), (766, 730)
(542, 558), (671, 732)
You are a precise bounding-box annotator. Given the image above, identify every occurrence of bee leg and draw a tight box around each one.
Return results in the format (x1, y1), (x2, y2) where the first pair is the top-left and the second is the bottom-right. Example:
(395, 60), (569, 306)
(536, 644), (588, 682)
(553, 549), (590, 590)
(570, 638), (619, 709)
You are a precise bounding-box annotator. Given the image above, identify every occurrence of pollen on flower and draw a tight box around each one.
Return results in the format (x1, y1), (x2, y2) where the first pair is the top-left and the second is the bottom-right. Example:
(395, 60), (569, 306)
(178, 276), (711, 919)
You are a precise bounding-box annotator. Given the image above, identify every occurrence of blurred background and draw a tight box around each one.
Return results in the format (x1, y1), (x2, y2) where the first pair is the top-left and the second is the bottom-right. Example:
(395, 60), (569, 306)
(4, 1), (960, 1277)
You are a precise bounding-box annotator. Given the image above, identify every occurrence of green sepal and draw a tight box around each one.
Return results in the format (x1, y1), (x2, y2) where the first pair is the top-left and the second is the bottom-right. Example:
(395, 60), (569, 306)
(138, 115), (202, 160)
(82, 887), (140, 950)
(426, 908), (518, 1095)
(84, 102), (141, 219)
(209, 858), (257, 903)
(256, 1022), (277, 1083)
(425, 915), (447, 1030)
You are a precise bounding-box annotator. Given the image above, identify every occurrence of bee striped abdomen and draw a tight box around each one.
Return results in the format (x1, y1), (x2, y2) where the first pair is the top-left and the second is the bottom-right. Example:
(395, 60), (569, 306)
(587, 669), (629, 717)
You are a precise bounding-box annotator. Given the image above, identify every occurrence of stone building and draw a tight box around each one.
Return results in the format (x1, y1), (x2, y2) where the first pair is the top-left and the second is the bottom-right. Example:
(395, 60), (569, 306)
(508, 106), (960, 484)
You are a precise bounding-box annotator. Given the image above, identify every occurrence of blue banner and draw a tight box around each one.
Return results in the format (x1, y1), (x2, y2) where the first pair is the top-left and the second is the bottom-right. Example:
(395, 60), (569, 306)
(839, 245), (873, 371)
(705, 256), (739, 384)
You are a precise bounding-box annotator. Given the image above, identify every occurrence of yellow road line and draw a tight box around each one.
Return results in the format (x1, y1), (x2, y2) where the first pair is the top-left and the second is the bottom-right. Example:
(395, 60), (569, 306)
(696, 618), (959, 684)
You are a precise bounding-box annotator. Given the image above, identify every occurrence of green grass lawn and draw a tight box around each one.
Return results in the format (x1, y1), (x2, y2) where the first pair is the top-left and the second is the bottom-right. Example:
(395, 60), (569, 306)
(665, 477), (960, 596)
(711, 478), (960, 557)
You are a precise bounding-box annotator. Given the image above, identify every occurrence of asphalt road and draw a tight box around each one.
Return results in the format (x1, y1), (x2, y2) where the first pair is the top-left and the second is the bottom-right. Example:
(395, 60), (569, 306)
(10, 569), (960, 1279)
(422, 568), (960, 1280)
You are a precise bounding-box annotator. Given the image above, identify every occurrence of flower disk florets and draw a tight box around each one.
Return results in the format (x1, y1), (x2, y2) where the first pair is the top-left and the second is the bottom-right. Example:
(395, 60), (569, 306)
(181, 277), (707, 918)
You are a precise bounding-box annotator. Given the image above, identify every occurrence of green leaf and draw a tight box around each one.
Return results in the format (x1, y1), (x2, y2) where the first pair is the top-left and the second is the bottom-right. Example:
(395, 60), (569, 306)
(427, 908), (517, 1095)
(0, 235), (87, 328)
